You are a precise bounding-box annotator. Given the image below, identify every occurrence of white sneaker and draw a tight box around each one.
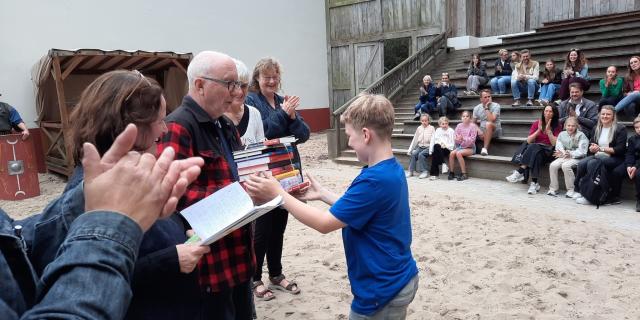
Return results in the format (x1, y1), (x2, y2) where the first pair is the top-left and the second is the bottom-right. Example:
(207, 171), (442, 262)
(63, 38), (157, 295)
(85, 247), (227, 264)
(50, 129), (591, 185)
(481, 148), (488, 156)
(576, 197), (591, 205)
(571, 192), (582, 199)
(418, 172), (429, 179)
(505, 170), (524, 183)
(442, 164), (449, 174)
(429, 175), (439, 180)
(565, 190), (575, 198)
(546, 190), (558, 197)
(405, 171), (413, 178)
(527, 182), (540, 194)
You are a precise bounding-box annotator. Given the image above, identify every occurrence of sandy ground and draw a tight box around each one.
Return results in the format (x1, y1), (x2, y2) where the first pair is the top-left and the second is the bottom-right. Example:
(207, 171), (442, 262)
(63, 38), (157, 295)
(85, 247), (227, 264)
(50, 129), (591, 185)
(3, 133), (640, 319)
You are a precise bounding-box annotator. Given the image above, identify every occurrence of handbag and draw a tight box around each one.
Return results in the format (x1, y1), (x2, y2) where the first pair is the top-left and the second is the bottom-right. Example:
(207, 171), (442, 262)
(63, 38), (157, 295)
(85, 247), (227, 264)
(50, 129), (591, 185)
(511, 142), (529, 164)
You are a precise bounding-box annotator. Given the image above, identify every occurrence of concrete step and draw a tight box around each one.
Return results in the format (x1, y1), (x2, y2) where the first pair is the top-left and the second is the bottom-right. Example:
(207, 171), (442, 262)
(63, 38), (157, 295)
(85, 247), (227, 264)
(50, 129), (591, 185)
(391, 134), (524, 157)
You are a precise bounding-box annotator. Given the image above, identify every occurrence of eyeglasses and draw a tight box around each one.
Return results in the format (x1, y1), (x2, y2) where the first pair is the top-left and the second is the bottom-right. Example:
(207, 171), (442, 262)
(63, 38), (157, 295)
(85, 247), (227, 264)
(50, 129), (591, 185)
(125, 70), (151, 102)
(261, 76), (280, 82)
(200, 76), (243, 92)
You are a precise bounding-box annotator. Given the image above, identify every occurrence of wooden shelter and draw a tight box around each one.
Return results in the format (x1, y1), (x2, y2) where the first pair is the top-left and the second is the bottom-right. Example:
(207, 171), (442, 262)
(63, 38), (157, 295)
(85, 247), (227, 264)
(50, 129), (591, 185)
(32, 49), (192, 177)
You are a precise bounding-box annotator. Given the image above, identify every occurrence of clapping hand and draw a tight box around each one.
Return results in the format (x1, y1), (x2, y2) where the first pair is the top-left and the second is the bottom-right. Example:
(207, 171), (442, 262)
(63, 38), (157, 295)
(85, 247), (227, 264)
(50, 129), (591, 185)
(282, 95), (301, 119)
(589, 143), (600, 154)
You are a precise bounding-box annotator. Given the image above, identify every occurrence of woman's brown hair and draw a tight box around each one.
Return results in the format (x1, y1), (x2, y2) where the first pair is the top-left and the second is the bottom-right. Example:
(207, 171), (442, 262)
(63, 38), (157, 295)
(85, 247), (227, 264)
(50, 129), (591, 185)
(564, 48), (588, 72)
(69, 70), (163, 165)
(249, 57), (282, 93)
(625, 56), (640, 83)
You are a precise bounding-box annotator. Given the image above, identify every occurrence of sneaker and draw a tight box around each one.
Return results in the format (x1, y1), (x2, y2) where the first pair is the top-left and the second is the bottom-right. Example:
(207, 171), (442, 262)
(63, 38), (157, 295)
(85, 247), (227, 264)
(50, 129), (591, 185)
(571, 192), (582, 199)
(526, 100), (533, 106)
(405, 171), (413, 178)
(546, 190), (558, 197)
(413, 112), (421, 120)
(480, 147), (488, 156)
(554, 99), (562, 105)
(429, 175), (439, 181)
(447, 172), (456, 180)
(565, 190), (575, 198)
(527, 182), (540, 194)
(512, 99), (522, 106)
(540, 99), (549, 107)
(576, 197), (591, 205)
(505, 170), (524, 183)
(636, 199), (640, 212)
(442, 163), (449, 174)
(418, 172), (429, 179)
(457, 173), (468, 181)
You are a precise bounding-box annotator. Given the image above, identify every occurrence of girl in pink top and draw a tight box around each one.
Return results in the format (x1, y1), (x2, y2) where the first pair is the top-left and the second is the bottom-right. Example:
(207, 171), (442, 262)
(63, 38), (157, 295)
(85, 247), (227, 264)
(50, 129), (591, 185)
(448, 111), (478, 181)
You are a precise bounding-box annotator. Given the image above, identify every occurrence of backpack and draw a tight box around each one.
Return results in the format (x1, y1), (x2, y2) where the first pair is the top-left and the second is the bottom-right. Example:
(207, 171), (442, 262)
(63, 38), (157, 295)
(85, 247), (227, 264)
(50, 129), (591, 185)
(578, 159), (610, 208)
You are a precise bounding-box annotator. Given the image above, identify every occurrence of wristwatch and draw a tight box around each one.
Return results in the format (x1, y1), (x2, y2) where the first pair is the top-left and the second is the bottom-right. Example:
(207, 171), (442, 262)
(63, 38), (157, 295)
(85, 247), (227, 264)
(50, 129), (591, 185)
(599, 146), (604, 152)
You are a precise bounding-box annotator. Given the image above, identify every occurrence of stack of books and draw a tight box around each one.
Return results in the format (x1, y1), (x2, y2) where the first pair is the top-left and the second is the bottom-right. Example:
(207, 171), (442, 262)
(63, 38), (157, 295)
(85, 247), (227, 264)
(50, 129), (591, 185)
(234, 136), (309, 193)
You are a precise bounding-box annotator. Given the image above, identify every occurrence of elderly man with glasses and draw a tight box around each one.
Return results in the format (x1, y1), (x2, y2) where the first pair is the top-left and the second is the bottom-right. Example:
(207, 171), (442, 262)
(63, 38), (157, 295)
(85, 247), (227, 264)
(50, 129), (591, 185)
(158, 51), (254, 319)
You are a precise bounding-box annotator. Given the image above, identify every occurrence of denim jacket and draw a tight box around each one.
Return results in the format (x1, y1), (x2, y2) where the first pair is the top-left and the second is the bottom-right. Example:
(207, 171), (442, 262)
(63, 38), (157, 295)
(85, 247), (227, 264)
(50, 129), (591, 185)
(0, 208), (142, 319)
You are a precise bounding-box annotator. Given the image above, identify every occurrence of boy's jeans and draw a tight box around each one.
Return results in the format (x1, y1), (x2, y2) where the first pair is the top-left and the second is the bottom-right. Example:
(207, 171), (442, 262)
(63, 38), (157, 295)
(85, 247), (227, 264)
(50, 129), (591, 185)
(349, 275), (419, 320)
(490, 75), (511, 94)
(511, 79), (538, 100)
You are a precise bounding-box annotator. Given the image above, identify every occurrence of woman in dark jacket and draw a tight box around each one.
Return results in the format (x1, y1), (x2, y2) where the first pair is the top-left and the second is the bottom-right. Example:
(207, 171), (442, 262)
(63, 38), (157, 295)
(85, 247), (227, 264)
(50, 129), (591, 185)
(466, 53), (488, 95)
(413, 74), (438, 119)
(573, 105), (627, 205)
(489, 49), (513, 94)
(613, 115), (640, 211)
(538, 59), (562, 106)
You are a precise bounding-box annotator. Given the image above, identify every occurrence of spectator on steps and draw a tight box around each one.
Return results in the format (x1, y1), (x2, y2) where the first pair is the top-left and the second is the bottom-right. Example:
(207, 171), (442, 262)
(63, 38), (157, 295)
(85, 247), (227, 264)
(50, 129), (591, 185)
(511, 49), (539, 106)
(599, 66), (624, 109)
(558, 48), (591, 100)
(511, 51), (521, 65)
(558, 83), (598, 137)
(614, 56), (640, 117)
(428, 116), (455, 180)
(448, 111), (477, 181)
(506, 105), (561, 195)
(572, 105), (627, 206)
(413, 75), (437, 120)
(472, 89), (501, 156)
(489, 49), (512, 94)
(436, 72), (460, 117)
(406, 113), (435, 179)
(537, 59), (562, 106)
(611, 115), (640, 212)
(465, 53), (488, 95)
(546, 116), (588, 198)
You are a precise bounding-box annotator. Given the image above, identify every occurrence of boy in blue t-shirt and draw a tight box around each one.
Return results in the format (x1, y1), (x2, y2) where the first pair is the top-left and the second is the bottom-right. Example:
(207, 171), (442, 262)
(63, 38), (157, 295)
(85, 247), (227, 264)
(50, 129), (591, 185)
(246, 93), (419, 319)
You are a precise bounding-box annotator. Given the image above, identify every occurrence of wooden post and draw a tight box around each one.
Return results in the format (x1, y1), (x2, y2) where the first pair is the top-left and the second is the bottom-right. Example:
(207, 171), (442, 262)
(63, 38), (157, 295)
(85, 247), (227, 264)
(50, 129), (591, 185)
(52, 57), (73, 176)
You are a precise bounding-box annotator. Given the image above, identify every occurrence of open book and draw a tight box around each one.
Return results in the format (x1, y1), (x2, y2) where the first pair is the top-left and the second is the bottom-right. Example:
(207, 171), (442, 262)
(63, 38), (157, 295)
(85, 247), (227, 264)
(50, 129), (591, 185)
(180, 182), (283, 245)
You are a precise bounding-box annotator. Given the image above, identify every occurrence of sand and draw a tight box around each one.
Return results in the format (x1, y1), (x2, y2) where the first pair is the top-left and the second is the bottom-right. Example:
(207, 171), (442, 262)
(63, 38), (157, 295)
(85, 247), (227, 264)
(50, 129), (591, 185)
(2, 132), (640, 319)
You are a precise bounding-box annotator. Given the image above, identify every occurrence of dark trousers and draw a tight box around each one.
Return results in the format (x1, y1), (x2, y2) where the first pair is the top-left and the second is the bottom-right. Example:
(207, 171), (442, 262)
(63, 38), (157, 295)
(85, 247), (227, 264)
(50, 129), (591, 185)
(429, 144), (450, 176)
(253, 207), (288, 282)
(558, 77), (591, 100)
(574, 156), (624, 198)
(519, 143), (553, 180)
(598, 96), (622, 109)
(200, 280), (253, 320)
(612, 163), (640, 199)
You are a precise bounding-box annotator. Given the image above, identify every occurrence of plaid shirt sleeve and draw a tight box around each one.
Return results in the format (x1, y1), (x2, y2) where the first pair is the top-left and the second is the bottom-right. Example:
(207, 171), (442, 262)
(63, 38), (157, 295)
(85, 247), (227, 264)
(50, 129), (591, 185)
(158, 121), (255, 292)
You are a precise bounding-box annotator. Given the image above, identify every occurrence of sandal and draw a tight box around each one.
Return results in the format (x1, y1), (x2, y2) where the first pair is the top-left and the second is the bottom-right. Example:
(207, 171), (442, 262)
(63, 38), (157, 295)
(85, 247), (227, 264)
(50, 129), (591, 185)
(268, 274), (301, 295)
(252, 281), (275, 301)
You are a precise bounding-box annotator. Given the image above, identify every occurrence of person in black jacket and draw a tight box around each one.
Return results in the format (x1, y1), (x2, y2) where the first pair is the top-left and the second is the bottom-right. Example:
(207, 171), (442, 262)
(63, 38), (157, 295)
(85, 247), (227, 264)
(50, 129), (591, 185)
(489, 49), (513, 94)
(572, 105), (627, 205)
(612, 115), (640, 211)
(436, 72), (460, 117)
(538, 60), (562, 106)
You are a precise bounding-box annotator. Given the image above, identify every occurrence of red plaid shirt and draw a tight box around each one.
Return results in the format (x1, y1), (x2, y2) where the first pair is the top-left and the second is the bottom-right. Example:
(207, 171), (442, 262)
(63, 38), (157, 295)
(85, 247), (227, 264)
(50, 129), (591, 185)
(158, 96), (255, 293)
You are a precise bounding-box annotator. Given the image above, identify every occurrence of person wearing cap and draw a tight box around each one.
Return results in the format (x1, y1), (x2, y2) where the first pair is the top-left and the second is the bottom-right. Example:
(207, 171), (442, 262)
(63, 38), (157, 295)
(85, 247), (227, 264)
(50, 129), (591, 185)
(0, 94), (30, 140)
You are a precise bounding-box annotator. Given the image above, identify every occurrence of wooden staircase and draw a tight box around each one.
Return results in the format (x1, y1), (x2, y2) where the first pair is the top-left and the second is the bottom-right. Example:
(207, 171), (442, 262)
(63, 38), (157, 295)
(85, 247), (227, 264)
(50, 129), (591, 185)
(334, 12), (640, 195)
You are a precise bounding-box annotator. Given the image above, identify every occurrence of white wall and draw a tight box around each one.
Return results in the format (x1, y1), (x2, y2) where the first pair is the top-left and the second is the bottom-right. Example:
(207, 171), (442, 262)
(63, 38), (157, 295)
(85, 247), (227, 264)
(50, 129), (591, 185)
(0, 0), (329, 127)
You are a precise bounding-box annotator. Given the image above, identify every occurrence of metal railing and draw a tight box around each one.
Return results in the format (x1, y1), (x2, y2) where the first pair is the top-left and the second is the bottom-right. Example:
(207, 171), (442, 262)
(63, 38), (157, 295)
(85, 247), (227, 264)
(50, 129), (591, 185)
(329, 30), (449, 158)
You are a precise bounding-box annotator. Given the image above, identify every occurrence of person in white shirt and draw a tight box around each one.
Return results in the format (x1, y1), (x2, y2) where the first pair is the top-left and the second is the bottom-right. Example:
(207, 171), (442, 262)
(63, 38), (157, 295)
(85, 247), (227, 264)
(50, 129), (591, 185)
(406, 113), (435, 179)
(428, 117), (455, 180)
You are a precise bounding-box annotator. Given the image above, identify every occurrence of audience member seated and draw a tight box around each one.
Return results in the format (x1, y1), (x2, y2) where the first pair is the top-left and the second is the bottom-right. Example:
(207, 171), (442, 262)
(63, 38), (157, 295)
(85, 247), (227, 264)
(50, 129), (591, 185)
(406, 113), (435, 179)
(615, 56), (640, 117)
(538, 59), (562, 106)
(511, 49), (539, 106)
(572, 105), (627, 205)
(428, 116), (455, 180)
(472, 89), (501, 156)
(612, 115), (640, 211)
(558, 83), (598, 136)
(546, 116), (589, 197)
(558, 48), (591, 100)
(436, 72), (460, 117)
(413, 75), (437, 120)
(448, 111), (477, 181)
(465, 53), (488, 95)
(489, 49), (513, 94)
(599, 65), (624, 109)
(511, 51), (521, 65)
(506, 105), (562, 194)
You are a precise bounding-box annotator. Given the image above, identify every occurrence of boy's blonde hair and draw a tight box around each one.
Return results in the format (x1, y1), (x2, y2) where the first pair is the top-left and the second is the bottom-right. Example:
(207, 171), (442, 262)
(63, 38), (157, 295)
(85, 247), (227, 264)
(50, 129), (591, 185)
(437, 116), (449, 126)
(340, 93), (394, 139)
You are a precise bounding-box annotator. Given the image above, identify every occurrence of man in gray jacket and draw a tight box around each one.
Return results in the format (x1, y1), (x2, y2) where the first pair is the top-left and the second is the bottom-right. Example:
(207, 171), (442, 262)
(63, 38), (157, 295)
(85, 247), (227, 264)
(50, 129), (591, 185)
(558, 83), (598, 137)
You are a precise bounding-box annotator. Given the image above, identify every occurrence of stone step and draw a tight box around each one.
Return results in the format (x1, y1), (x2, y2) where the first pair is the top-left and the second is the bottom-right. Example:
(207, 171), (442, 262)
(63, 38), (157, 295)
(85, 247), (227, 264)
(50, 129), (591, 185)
(391, 134), (524, 157)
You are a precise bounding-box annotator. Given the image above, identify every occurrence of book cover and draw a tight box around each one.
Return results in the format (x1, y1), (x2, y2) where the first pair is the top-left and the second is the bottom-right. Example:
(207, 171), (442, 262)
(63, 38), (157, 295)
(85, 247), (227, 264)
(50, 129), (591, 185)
(236, 152), (294, 169)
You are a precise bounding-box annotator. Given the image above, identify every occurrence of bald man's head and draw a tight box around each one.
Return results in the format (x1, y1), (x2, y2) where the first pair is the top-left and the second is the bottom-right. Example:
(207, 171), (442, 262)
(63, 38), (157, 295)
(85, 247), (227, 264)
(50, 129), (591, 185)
(187, 51), (240, 119)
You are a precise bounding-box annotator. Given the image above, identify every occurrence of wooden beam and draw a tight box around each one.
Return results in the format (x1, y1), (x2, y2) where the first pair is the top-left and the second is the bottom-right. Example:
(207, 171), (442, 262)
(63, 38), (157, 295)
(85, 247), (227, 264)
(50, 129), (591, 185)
(61, 56), (86, 81)
(171, 59), (187, 74)
(144, 59), (173, 72)
(97, 55), (127, 70)
(51, 57), (74, 175)
(118, 56), (146, 69)
(130, 57), (158, 70)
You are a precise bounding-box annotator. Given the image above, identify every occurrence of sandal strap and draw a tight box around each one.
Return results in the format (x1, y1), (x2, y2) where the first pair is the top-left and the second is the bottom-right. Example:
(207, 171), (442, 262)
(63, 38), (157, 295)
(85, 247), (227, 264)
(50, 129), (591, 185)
(252, 280), (264, 290)
(284, 281), (298, 291)
(269, 274), (286, 284)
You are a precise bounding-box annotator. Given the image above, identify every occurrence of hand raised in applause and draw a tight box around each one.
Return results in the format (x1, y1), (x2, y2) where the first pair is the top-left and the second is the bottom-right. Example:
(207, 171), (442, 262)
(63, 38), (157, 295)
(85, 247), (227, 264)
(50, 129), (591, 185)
(282, 95), (301, 120)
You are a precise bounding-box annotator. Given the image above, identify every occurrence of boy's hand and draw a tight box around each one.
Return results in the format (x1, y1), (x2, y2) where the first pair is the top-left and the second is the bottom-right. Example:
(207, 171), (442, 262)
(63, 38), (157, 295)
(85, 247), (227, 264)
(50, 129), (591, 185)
(245, 173), (284, 204)
(294, 173), (325, 202)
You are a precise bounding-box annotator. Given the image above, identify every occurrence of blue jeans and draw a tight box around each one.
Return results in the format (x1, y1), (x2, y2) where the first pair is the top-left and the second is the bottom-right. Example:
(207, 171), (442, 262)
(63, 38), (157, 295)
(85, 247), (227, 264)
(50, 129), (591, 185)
(437, 96), (455, 116)
(349, 275), (419, 320)
(511, 79), (538, 100)
(490, 76), (511, 94)
(614, 92), (640, 114)
(414, 102), (436, 114)
(539, 83), (560, 101)
(408, 147), (429, 173)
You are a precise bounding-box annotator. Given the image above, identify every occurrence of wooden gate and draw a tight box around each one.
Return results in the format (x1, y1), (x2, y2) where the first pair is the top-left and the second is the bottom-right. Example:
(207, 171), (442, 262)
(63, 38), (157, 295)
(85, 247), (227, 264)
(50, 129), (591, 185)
(354, 41), (383, 92)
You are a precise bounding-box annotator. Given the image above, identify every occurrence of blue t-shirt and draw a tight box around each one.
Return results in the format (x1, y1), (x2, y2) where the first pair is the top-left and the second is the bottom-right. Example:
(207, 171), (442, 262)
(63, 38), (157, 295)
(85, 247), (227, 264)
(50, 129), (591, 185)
(330, 157), (418, 315)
